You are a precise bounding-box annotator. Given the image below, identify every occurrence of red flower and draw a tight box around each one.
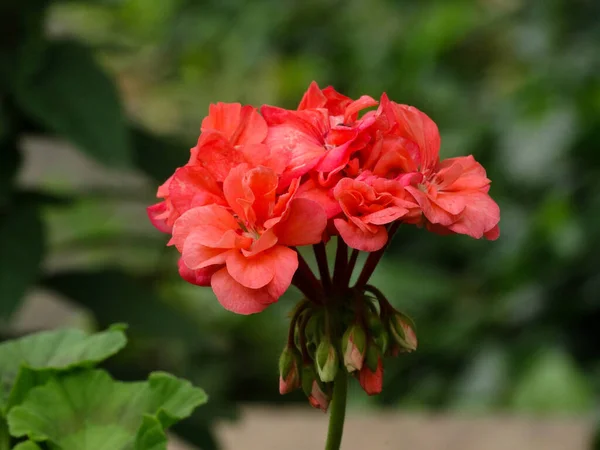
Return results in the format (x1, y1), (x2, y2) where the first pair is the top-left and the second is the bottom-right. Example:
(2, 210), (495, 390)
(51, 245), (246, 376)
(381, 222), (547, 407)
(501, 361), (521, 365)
(171, 164), (326, 314)
(333, 174), (419, 251)
(377, 95), (500, 239)
(261, 82), (378, 189)
(148, 82), (501, 319)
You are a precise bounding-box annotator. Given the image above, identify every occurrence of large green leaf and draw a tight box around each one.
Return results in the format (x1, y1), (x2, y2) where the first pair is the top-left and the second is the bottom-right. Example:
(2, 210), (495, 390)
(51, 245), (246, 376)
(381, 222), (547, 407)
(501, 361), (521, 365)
(12, 40), (131, 168)
(134, 416), (168, 450)
(42, 270), (202, 340)
(7, 369), (207, 450)
(0, 204), (45, 319)
(0, 325), (126, 413)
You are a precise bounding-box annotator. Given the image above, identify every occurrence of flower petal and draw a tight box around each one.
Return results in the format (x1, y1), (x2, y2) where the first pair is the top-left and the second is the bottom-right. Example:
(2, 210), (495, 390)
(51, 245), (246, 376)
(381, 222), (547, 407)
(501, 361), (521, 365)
(275, 198), (328, 246)
(447, 192), (500, 239)
(171, 205), (240, 251)
(226, 250), (276, 289)
(192, 132), (246, 182)
(265, 246), (298, 299)
(178, 258), (217, 286)
(211, 268), (275, 315)
(182, 234), (233, 270)
(298, 81), (327, 110)
(405, 186), (456, 226)
(295, 179), (341, 219)
(147, 202), (171, 233)
(202, 102), (243, 139)
(363, 206), (408, 225)
(334, 218), (388, 252)
(169, 165), (224, 215)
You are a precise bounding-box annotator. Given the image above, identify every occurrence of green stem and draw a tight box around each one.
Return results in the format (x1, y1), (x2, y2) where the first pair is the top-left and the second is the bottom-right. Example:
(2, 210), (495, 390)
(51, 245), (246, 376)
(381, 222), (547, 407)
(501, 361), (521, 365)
(325, 370), (348, 450)
(0, 418), (10, 450)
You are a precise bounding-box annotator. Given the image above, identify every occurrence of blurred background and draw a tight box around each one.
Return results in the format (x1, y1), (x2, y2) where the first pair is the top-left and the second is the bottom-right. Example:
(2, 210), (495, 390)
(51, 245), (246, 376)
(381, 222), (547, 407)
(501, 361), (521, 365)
(1, 0), (600, 448)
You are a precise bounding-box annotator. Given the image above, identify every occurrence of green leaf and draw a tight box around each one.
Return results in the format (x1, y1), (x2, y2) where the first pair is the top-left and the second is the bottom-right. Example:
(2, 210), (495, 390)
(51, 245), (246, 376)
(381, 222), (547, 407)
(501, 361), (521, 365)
(134, 416), (168, 450)
(130, 126), (188, 183)
(12, 40), (131, 168)
(0, 204), (45, 319)
(7, 369), (207, 450)
(42, 270), (203, 340)
(0, 325), (126, 412)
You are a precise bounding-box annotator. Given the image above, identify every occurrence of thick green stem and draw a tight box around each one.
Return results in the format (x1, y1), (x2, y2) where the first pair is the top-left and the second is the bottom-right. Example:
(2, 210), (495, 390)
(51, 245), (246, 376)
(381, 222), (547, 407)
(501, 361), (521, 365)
(0, 418), (10, 450)
(325, 370), (348, 450)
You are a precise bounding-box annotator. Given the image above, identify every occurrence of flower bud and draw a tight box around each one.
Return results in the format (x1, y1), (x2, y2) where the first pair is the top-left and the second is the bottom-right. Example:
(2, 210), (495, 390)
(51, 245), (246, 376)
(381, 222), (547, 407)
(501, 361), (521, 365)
(341, 324), (367, 372)
(358, 354), (383, 396)
(374, 328), (389, 355)
(305, 313), (323, 345)
(316, 338), (338, 383)
(302, 365), (329, 412)
(278, 346), (301, 395)
(388, 312), (417, 352)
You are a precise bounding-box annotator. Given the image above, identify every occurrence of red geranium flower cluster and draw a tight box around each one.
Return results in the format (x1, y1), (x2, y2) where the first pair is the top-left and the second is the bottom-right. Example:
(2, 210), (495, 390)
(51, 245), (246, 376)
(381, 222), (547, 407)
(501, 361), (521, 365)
(148, 82), (500, 314)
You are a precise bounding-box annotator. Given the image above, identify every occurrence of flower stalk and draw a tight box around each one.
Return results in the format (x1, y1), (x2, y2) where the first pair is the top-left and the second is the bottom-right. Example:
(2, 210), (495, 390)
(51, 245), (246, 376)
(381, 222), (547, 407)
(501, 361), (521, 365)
(325, 369), (348, 450)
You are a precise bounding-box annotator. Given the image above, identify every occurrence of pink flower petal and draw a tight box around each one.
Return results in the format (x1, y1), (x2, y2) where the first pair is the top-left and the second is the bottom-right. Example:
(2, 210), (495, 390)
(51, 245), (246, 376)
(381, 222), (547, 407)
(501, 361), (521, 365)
(226, 250), (276, 289)
(334, 218), (388, 252)
(447, 192), (500, 239)
(192, 132), (246, 182)
(182, 234), (233, 270)
(178, 258), (217, 286)
(168, 165), (224, 216)
(211, 268), (275, 315)
(298, 81), (327, 110)
(147, 202), (171, 233)
(171, 205), (240, 251)
(275, 198), (327, 246)
(265, 246), (298, 299)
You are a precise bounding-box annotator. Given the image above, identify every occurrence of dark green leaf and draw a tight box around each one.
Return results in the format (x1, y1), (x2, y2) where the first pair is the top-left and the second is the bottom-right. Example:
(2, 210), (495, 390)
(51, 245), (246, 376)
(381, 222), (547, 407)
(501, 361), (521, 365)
(0, 325), (127, 412)
(0, 204), (44, 319)
(12, 40), (131, 168)
(42, 270), (202, 340)
(7, 369), (207, 450)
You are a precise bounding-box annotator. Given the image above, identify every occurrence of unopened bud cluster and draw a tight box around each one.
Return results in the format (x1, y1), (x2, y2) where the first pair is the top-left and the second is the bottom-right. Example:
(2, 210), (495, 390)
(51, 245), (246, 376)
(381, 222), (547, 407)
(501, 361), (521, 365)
(278, 293), (417, 411)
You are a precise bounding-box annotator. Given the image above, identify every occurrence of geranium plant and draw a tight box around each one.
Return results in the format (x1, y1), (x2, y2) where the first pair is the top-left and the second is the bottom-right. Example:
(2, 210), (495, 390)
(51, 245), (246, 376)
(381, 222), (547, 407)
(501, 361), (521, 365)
(148, 81), (500, 449)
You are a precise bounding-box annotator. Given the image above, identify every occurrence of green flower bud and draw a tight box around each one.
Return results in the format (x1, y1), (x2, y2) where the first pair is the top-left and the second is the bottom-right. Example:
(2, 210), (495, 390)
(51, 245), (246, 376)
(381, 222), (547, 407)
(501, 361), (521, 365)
(278, 346), (302, 394)
(341, 324), (367, 372)
(388, 312), (417, 352)
(365, 341), (380, 373)
(315, 338), (339, 383)
(374, 328), (389, 355)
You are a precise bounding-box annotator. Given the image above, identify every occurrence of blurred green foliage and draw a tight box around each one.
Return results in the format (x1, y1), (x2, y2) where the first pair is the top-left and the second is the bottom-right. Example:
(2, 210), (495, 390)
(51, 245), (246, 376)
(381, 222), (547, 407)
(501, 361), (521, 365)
(2, 0), (600, 448)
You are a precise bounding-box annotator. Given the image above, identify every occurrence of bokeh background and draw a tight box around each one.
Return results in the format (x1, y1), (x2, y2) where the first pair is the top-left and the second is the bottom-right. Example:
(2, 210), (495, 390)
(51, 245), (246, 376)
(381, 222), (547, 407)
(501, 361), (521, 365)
(1, 0), (600, 448)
